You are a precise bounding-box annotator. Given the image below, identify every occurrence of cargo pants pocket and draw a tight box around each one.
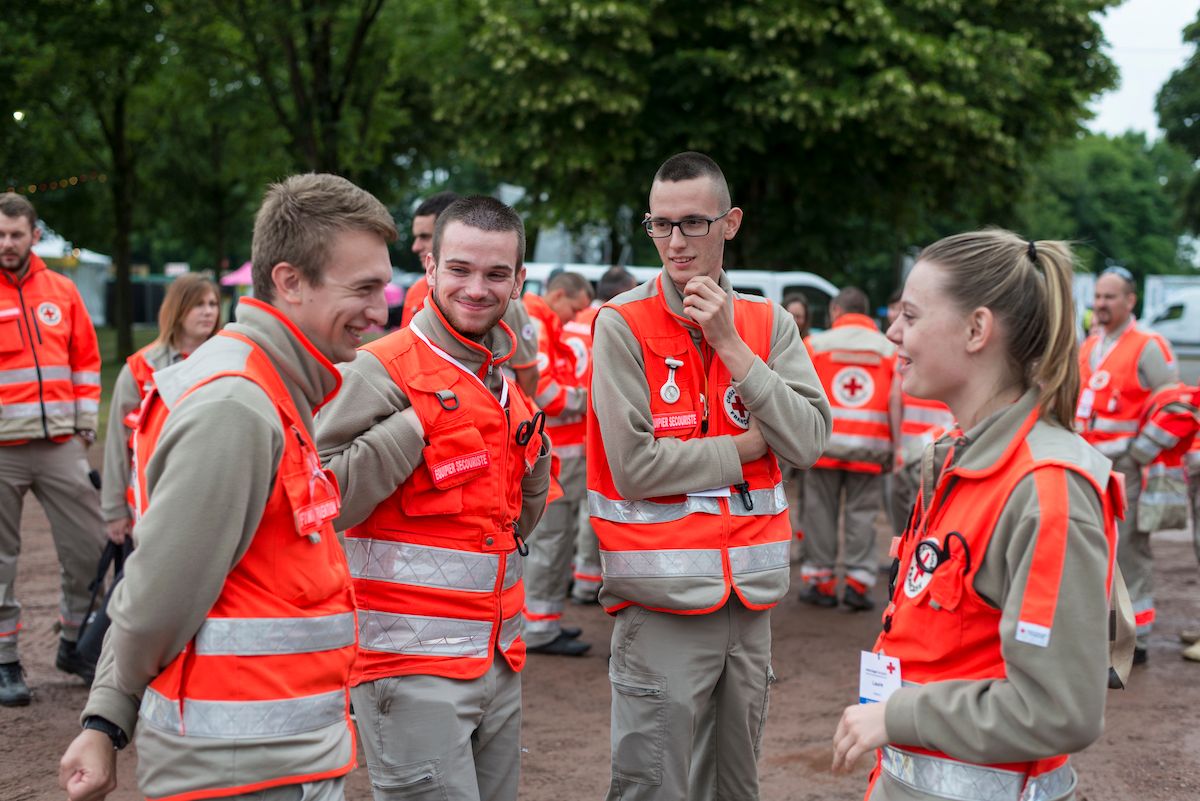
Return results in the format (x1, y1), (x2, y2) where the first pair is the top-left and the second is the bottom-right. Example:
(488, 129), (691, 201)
(370, 759), (448, 801)
(609, 662), (667, 786)
(752, 664), (777, 758)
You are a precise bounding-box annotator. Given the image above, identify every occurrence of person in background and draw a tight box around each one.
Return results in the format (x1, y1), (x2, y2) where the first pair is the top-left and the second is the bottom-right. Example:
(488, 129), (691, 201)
(784, 292), (811, 339)
(833, 230), (1121, 801)
(782, 291), (813, 562)
(100, 274), (221, 545)
(0, 192), (104, 706)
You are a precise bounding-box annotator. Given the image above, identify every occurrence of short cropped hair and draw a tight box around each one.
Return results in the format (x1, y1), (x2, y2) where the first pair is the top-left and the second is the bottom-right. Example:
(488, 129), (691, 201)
(0, 193), (37, 227)
(251, 173), (398, 303)
(415, 190), (461, 219)
(832, 287), (870, 316)
(653, 152), (731, 210)
(597, 267), (637, 302)
(432, 196), (526, 268)
(547, 271), (594, 299)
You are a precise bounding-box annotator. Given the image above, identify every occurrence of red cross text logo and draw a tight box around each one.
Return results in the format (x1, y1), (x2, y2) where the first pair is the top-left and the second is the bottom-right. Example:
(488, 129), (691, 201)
(723, 386), (750, 429)
(833, 366), (874, 408)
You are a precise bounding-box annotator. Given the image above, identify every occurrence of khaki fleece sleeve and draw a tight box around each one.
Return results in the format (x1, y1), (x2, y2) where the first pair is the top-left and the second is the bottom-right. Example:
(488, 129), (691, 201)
(82, 378), (284, 736)
(316, 351), (426, 531)
(885, 471), (1110, 762)
(731, 305), (831, 471)
(591, 307), (743, 499)
(1138, 338), (1178, 392)
(517, 433), (553, 538)
(100, 363), (139, 521)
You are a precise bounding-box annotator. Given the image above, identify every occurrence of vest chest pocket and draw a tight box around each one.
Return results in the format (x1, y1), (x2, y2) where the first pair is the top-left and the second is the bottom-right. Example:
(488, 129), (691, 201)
(896, 534), (968, 653)
(403, 421), (491, 516)
(0, 308), (23, 354)
(643, 335), (699, 439)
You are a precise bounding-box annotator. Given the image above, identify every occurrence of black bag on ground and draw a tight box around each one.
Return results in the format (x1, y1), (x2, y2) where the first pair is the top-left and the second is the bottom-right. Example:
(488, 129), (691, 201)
(76, 539), (134, 664)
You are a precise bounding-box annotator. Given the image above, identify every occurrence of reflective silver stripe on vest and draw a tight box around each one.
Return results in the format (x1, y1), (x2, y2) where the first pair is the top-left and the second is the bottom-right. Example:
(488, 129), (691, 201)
(880, 746), (1074, 801)
(1091, 417), (1139, 434)
(1140, 422), (1180, 449)
(1147, 462), (1185, 480)
(729, 484), (789, 517)
(600, 548), (724, 578)
(72, 370), (101, 386)
(831, 407), (890, 423)
(728, 541), (790, 575)
(498, 612), (523, 650)
(77, 399), (99, 414)
(347, 538), (503, 592)
(547, 410), (584, 427)
(534, 380), (562, 408)
(828, 432), (891, 451)
(139, 686), (345, 739)
(553, 442), (585, 460)
(0, 365), (72, 384)
(1093, 438), (1131, 457)
(193, 612), (356, 656)
(502, 553), (522, 591)
(359, 610), (495, 658)
(0, 610), (19, 635)
(589, 482), (787, 524)
(1141, 491), (1189, 507)
(903, 406), (953, 426)
(0, 400), (75, 419)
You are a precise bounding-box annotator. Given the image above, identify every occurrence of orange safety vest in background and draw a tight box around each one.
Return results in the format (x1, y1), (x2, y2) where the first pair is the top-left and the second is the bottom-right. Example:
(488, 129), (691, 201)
(587, 276), (791, 615)
(873, 405), (1121, 800)
(807, 314), (896, 474)
(524, 293), (585, 456)
(345, 314), (542, 685)
(1077, 327), (1173, 459)
(562, 305), (597, 389)
(898, 393), (954, 466)
(1130, 383), (1199, 538)
(399, 276), (429, 329)
(0, 253), (101, 443)
(131, 321), (356, 801)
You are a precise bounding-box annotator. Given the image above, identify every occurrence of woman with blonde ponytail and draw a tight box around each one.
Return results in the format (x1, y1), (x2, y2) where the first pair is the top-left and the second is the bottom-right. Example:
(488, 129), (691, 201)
(831, 229), (1122, 801)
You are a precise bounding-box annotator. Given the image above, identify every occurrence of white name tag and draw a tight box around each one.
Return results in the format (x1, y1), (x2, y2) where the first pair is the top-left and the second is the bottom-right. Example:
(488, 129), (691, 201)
(687, 486), (732, 498)
(1076, 387), (1094, 420)
(859, 651), (902, 704)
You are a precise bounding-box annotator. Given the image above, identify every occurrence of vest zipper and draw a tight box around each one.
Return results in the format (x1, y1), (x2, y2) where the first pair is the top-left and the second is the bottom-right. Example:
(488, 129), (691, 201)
(15, 281), (50, 438)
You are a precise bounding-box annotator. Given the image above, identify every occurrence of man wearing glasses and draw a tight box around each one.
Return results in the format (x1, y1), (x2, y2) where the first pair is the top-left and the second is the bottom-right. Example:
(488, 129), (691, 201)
(587, 151), (830, 800)
(1076, 265), (1178, 665)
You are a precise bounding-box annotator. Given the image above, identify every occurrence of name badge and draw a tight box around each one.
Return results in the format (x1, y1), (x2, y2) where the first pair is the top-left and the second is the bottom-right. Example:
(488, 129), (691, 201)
(1076, 387), (1094, 420)
(859, 650), (902, 704)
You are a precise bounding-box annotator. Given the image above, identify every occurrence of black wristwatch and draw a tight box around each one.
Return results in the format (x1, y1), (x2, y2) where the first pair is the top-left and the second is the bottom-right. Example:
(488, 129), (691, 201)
(83, 715), (129, 750)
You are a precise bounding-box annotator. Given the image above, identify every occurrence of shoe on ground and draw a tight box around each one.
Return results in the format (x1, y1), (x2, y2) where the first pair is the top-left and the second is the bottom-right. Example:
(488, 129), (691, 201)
(1179, 629), (1200, 645)
(56, 638), (96, 685)
(842, 586), (876, 612)
(560, 626), (582, 639)
(1183, 640), (1200, 663)
(1132, 647), (1148, 666)
(527, 632), (591, 657)
(0, 661), (31, 707)
(797, 586), (837, 608)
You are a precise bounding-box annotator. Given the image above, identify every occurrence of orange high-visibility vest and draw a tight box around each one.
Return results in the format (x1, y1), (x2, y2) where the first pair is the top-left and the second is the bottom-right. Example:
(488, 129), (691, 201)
(872, 405), (1121, 800)
(1077, 326), (1173, 458)
(587, 275), (791, 615)
(131, 313), (357, 801)
(1129, 384), (1199, 559)
(807, 314), (896, 474)
(524, 293), (585, 454)
(344, 310), (542, 685)
(0, 254), (101, 443)
(399, 275), (429, 329)
(562, 305), (597, 388)
(898, 393), (954, 466)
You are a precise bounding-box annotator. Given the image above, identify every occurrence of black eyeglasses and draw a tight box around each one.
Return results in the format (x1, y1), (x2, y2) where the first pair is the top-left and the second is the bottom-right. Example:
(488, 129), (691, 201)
(643, 210), (731, 239)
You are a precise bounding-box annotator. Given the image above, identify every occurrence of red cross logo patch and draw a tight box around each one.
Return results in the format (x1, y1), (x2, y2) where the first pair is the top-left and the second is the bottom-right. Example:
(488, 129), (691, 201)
(723, 386), (750, 429)
(833, 366), (874, 408)
(1088, 370), (1110, 391)
(36, 301), (63, 327)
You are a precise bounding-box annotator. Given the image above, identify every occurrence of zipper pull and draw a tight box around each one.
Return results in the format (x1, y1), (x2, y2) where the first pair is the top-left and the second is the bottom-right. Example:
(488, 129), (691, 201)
(734, 482), (753, 511)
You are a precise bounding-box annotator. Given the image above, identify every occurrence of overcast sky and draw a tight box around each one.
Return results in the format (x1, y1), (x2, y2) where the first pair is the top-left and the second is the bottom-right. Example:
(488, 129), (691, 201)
(1089, 0), (1199, 136)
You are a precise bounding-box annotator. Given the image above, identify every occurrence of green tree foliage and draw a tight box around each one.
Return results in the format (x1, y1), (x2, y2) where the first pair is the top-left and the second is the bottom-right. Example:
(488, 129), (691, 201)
(1013, 132), (1194, 282)
(1157, 13), (1200, 232)
(434, 0), (1118, 287)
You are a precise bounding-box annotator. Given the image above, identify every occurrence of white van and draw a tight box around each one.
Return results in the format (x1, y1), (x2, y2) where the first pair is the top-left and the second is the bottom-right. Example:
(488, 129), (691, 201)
(520, 263), (840, 329)
(1148, 287), (1200, 384)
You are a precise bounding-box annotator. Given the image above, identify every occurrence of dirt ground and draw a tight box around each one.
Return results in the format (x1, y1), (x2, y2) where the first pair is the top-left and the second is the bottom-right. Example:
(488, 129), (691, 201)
(2, 460), (1198, 801)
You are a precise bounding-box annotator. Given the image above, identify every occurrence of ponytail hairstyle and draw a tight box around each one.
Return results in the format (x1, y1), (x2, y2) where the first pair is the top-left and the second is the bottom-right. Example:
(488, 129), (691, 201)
(918, 228), (1079, 428)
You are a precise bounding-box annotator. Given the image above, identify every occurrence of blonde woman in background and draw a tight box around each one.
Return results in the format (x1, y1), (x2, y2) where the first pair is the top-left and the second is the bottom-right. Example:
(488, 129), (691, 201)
(100, 274), (220, 543)
(832, 230), (1122, 801)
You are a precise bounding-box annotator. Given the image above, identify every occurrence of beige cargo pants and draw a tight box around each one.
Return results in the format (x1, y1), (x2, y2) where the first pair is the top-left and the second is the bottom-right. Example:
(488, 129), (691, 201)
(0, 438), (105, 662)
(801, 467), (885, 592)
(1113, 456), (1153, 646)
(351, 660), (521, 801)
(606, 598), (773, 801)
(523, 454), (585, 645)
